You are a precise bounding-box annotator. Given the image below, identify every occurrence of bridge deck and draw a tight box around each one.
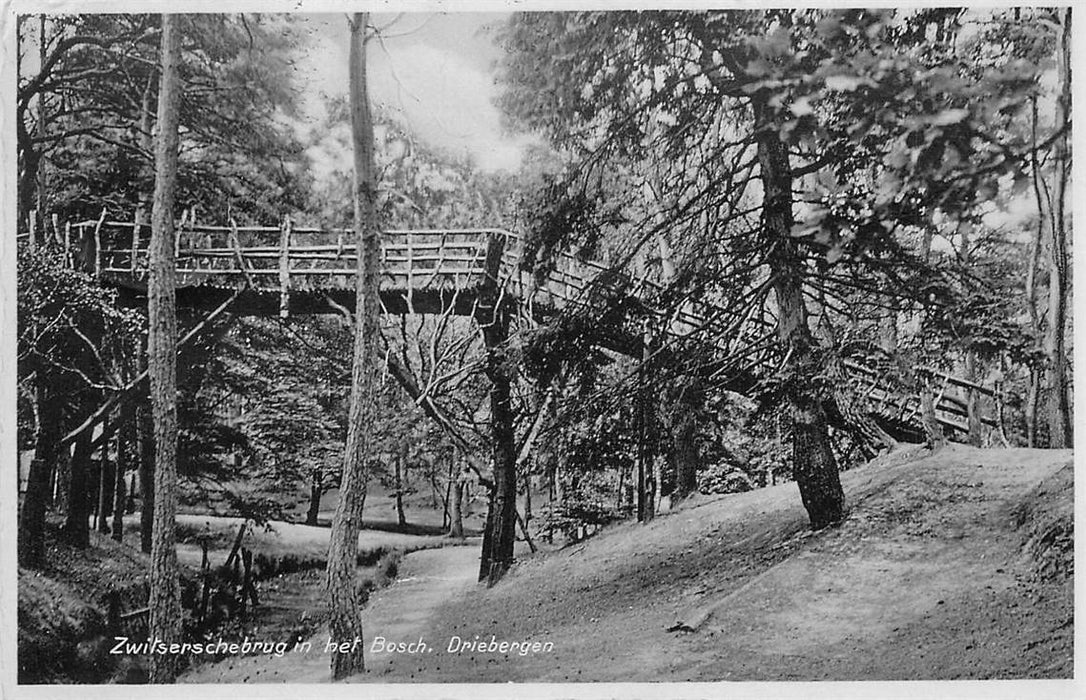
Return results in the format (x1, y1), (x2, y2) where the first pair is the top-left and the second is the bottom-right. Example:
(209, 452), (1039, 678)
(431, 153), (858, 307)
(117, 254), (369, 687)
(69, 217), (1001, 441)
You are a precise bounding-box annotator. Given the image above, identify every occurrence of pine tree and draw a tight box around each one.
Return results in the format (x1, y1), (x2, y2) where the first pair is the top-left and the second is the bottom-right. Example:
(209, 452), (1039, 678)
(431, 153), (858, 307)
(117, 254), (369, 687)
(326, 12), (380, 681)
(147, 13), (183, 684)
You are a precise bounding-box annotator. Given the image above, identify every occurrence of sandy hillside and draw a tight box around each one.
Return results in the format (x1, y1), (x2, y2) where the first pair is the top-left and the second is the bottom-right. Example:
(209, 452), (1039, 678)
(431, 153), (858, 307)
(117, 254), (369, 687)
(181, 445), (1074, 684)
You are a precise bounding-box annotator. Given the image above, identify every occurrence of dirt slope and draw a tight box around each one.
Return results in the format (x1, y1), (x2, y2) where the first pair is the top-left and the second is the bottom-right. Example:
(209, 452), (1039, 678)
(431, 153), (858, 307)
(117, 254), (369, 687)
(175, 446), (1073, 685)
(369, 446), (1072, 683)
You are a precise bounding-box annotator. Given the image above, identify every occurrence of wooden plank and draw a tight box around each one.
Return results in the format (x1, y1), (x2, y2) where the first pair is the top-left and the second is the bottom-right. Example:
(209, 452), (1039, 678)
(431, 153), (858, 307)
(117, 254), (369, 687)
(161, 249), (484, 264)
(151, 244), (481, 256)
(160, 267), (489, 277)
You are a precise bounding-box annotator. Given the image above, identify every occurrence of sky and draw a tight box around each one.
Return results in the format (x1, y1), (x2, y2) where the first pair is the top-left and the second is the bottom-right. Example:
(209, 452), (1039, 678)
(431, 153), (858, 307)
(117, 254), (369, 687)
(292, 12), (536, 173)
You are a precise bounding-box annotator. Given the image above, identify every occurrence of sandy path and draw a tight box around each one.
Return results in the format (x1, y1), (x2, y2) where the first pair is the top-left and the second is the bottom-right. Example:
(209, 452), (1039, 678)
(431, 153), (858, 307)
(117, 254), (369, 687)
(382, 446), (1073, 682)
(180, 542), (480, 683)
(347, 546), (481, 680)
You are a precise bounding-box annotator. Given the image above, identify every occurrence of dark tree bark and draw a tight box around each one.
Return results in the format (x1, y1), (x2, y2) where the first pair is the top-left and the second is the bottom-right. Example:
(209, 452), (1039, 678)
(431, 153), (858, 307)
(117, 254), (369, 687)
(449, 475), (465, 539)
(669, 377), (703, 503)
(671, 411), (699, 502)
(54, 430), (69, 514)
(147, 14), (183, 683)
(17, 135), (40, 232)
(62, 432), (92, 548)
(477, 236), (518, 586)
(327, 12), (380, 680)
(394, 444), (407, 527)
(19, 381), (62, 567)
(637, 322), (657, 522)
(753, 97), (844, 530)
(97, 453), (114, 534)
(138, 398), (154, 554)
(305, 468), (322, 526)
(110, 425), (127, 540)
(112, 410), (133, 542)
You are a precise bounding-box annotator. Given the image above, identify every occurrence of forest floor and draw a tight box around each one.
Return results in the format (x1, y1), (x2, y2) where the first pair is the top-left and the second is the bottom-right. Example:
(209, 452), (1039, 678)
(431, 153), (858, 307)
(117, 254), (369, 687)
(17, 513), (454, 684)
(175, 445), (1074, 685)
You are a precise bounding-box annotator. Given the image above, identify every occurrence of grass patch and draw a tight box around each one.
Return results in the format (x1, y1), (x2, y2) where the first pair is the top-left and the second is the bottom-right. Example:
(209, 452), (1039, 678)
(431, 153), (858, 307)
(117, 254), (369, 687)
(18, 570), (107, 684)
(1012, 464), (1074, 580)
(356, 549), (405, 605)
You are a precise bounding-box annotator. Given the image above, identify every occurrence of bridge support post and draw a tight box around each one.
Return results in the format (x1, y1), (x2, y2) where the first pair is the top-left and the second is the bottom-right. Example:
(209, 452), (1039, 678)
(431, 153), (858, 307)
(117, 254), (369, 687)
(477, 234), (517, 586)
(279, 216), (292, 318)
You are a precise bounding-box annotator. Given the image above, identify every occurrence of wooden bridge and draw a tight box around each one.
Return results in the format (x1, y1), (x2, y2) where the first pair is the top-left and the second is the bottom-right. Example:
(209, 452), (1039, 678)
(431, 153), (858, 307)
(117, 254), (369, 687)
(67, 215), (1002, 444)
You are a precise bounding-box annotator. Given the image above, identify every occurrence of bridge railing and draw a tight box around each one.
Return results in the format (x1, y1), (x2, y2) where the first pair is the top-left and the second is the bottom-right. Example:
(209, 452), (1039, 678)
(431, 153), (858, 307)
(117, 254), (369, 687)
(76, 218), (518, 294)
(65, 216), (1001, 440)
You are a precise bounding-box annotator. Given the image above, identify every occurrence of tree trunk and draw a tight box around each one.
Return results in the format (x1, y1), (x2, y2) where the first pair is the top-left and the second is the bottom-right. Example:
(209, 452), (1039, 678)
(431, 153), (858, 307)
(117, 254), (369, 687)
(394, 445), (406, 527)
(478, 310), (517, 584)
(97, 451), (114, 534)
(1044, 8), (1072, 448)
(878, 302), (898, 354)
(523, 467), (532, 526)
(964, 353), (983, 447)
(18, 147), (40, 234)
(637, 321), (656, 523)
(477, 234), (518, 585)
(449, 477), (465, 539)
(1025, 96), (1046, 448)
(671, 410), (699, 502)
(754, 98), (844, 530)
(920, 375), (947, 450)
(35, 16), (49, 223)
(915, 223), (944, 447)
(19, 381), (61, 567)
(54, 427), (69, 514)
(138, 398), (154, 554)
(112, 417), (130, 542)
(306, 468), (322, 526)
(132, 71), (156, 265)
(62, 432), (92, 548)
(1026, 368), (1041, 448)
(327, 13), (379, 680)
(147, 14), (183, 683)
(957, 223), (983, 447)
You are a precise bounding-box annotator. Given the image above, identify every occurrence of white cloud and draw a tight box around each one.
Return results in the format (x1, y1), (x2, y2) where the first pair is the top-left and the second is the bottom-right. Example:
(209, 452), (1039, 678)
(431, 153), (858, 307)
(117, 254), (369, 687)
(295, 13), (533, 173)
